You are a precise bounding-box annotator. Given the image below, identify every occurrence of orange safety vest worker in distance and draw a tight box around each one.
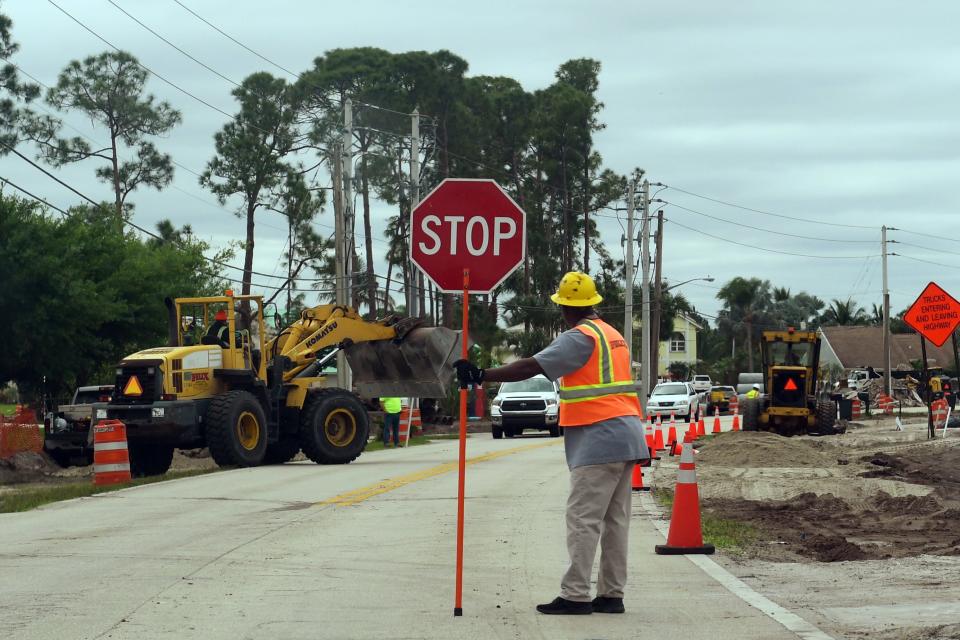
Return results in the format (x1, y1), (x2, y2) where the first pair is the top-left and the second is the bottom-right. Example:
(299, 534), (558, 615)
(558, 318), (642, 427)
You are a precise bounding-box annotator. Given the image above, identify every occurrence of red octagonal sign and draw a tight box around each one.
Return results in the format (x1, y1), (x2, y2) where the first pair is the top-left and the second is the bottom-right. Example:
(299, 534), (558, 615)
(411, 178), (526, 294)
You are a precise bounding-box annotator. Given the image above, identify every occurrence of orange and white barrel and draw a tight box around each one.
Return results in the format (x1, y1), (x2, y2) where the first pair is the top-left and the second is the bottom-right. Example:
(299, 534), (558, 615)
(93, 420), (131, 486)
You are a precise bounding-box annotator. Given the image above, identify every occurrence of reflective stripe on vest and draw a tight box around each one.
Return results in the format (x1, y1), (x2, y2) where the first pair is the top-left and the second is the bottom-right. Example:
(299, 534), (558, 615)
(558, 318), (641, 427)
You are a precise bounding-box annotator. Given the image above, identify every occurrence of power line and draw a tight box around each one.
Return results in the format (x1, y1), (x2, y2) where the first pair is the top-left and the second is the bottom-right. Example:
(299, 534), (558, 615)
(892, 252), (960, 272)
(106, 0), (241, 88)
(660, 183), (877, 230)
(665, 217), (880, 260)
(661, 200), (878, 243)
(45, 0), (243, 122)
(168, 0), (437, 123)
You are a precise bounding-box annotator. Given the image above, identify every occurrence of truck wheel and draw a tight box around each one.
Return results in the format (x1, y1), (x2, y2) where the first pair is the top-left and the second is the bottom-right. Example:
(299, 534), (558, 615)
(492, 426), (503, 439)
(299, 389), (369, 464)
(812, 401), (838, 435)
(262, 437), (300, 464)
(741, 398), (760, 432)
(206, 390), (268, 467)
(548, 425), (561, 437)
(129, 443), (174, 477)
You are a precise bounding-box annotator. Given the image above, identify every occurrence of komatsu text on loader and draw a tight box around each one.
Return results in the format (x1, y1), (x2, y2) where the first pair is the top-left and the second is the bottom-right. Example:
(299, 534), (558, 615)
(739, 328), (838, 436)
(93, 293), (459, 476)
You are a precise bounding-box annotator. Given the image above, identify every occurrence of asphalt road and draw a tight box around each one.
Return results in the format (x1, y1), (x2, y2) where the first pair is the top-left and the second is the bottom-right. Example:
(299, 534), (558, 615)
(0, 426), (818, 640)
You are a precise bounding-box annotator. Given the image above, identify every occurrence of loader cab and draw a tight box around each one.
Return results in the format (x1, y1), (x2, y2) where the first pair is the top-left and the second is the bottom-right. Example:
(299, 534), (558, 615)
(173, 292), (268, 382)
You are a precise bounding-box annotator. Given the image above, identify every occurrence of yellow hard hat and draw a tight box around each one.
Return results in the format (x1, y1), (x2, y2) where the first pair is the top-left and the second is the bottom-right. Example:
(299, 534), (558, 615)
(550, 271), (603, 307)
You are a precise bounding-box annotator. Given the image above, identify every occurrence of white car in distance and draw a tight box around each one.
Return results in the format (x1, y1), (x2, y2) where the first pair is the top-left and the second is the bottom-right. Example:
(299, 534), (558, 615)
(691, 374), (712, 393)
(647, 381), (701, 422)
(490, 375), (560, 439)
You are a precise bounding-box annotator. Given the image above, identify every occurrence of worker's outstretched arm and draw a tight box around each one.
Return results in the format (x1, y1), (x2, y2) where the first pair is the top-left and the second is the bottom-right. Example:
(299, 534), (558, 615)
(483, 358), (545, 383)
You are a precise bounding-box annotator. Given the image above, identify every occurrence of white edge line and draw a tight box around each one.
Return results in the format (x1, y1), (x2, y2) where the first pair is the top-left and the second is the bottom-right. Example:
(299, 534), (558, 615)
(639, 492), (835, 640)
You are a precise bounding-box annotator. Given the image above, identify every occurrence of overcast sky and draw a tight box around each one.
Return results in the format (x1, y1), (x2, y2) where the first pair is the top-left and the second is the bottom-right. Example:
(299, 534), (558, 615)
(4, 0), (960, 320)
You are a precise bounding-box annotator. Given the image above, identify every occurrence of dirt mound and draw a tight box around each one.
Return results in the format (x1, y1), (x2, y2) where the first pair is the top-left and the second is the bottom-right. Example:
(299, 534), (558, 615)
(0, 451), (61, 484)
(860, 447), (960, 492)
(705, 489), (960, 562)
(695, 431), (836, 467)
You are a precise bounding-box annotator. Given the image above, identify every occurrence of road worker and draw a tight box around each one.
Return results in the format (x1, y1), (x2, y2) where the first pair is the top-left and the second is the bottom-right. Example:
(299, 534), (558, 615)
(746, 383), (761, 399)
(206, 309), (230, 348)
(454, 271), (648, 615)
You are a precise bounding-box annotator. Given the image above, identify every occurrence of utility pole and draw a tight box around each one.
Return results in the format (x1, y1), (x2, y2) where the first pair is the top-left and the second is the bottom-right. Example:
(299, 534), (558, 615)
(639, 179), (652, 413)
(624, 179), (635, 378)
(332, 142), (347, 388)
(882, 225), (891, 396)
(650, 209), (664, 384)
(409, 109), (421, 317)
(340, 98), (354, 390)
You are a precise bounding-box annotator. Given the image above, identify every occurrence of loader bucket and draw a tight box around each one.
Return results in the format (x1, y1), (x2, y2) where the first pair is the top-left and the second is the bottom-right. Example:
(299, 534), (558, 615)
(345, 326), (463, 399)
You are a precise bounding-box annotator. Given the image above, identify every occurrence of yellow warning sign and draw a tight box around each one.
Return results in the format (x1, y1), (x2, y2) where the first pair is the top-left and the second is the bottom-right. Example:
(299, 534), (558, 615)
(123, 375), (143, 396)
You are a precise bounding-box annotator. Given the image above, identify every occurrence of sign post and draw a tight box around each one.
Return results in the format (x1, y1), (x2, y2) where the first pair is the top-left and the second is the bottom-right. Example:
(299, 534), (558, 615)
(410, 178), (526, 616)
(903, 282), (960, 440)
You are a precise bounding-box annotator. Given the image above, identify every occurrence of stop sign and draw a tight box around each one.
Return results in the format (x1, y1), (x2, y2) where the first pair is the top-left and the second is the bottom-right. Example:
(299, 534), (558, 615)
(411, 178), (526, 294)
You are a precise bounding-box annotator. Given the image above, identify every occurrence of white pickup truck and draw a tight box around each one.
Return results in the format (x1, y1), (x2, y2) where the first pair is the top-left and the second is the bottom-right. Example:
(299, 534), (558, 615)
(43, 385), (113, 467)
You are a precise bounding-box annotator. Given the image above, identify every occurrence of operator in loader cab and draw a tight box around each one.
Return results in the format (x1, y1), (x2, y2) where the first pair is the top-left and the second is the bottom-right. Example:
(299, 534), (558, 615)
(454, 271), (648, 616)
(206, 309), (230, 348)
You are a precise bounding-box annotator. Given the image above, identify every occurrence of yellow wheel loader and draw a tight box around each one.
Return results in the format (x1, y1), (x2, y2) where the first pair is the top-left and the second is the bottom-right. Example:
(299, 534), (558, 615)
(92, 292), (460, 476)
(739, 329), (838, 436)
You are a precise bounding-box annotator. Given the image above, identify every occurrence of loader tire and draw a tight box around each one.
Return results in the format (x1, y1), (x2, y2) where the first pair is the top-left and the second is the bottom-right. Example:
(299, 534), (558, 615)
(741, 398), (760, 432)
(206, 390), (268, 468)
(129, 443), (174, 477)
(812, 400), (838, 436)
(299, 389), (369, 465)
(262, 437), (300, 465)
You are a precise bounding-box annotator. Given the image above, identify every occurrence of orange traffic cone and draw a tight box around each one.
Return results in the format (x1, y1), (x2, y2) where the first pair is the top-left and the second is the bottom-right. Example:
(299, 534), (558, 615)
(93, 420), (132, 486)
(671, 441), (683, 457)
(645, 432), (661, 460)
(669, 412), (676, 430)
(712, 408), (722, 434)
(666, 423), (678, 447)
(631, 463), (651, 492)
(697, 416), (706, 437)
(654, 426), (665, 452)
(731, 406), (740, 431)
(656, 414), (663, 429)
(655, 444), (714, 555)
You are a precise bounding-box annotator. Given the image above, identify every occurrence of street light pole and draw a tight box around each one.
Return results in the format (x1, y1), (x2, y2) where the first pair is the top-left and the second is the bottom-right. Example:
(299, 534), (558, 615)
(639, 179), (651, 414)
(624, 179), (635, 381)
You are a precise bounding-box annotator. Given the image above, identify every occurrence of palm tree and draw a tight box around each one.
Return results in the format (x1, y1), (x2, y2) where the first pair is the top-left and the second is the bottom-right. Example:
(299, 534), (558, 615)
(716, 277), (771, 371)
(772, 286), (791, 302)
(870, 303), (884, 326)
(821, 298), (868, 326)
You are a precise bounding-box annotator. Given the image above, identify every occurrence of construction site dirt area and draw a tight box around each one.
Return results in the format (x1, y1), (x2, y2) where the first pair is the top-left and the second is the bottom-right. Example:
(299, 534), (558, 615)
(0, 448), (220, 492)
(653, 417), (960, 639)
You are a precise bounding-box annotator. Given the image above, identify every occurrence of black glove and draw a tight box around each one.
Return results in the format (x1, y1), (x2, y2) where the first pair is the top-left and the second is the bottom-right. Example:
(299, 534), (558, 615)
(453, 359), (484, 389)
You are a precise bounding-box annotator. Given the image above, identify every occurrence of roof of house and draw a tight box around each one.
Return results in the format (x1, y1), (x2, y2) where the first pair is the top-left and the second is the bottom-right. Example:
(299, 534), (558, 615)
(820, 325), (957, 370)
(675, 312), (704, 331)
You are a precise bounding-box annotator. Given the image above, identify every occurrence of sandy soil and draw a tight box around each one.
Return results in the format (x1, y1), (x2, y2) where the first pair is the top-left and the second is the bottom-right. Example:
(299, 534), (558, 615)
(653, 417), (960, 639)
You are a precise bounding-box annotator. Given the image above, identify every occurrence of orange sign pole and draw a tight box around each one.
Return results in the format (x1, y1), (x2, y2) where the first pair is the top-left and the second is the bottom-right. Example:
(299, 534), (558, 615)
(454, 268), (469, 617)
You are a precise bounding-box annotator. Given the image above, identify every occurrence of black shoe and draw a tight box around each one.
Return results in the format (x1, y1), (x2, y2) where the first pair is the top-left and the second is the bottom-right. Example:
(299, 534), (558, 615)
(592, 596), (625, 614)
(535, 597), (592, 615)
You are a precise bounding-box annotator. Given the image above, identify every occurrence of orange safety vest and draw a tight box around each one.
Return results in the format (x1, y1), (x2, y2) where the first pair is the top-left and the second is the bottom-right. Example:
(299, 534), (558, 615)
(558, 318), (642, 427)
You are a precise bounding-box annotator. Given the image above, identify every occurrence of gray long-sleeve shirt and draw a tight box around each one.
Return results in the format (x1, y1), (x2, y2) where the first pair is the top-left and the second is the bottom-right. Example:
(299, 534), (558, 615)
(532, 325), (649, 470)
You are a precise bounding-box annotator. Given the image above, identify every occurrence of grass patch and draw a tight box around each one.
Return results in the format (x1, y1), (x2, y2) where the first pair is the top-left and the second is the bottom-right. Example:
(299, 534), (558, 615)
(0, 468), (220, 514)
(652, 487), (759, 551)
(0, 404), (16, 417)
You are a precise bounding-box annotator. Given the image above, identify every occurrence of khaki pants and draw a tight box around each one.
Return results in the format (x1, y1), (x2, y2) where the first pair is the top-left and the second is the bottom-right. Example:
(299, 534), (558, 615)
(560, 461), (633, 602)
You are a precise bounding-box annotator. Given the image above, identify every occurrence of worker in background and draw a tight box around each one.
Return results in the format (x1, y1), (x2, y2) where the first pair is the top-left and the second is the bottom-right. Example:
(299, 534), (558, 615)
(380, 397), (403, 447)
(454, 271), (647, 616)
(746, 383), (761, 399)
(206, 310), (230, 348)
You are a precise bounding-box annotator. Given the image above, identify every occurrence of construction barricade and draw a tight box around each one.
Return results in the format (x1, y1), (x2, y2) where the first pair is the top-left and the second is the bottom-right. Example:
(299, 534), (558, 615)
(93, 420), (132, 486)
(0, 407), (43, 459)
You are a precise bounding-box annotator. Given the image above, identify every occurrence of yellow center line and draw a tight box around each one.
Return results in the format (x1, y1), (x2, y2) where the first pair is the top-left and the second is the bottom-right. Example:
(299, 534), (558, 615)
(316, 439), (561, 507)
